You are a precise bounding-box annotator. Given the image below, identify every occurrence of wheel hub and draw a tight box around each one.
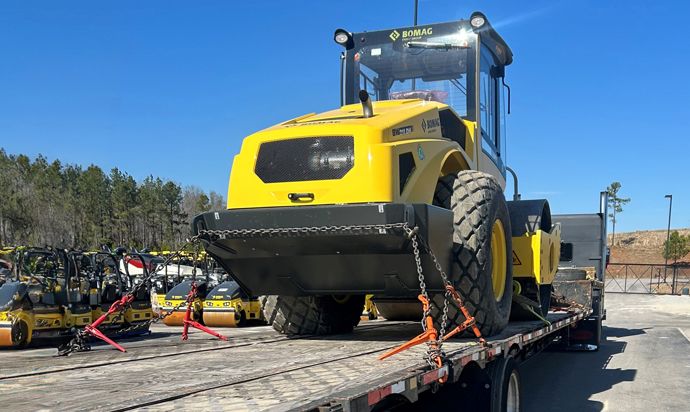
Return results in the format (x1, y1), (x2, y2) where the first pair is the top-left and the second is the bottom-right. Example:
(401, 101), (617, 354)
(491, 219), (507, 301)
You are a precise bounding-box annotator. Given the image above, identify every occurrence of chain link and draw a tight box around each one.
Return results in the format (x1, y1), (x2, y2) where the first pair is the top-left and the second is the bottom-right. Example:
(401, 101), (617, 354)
(58, 220), (454, 370)
(401, 226), (451, 371)
(198, 223), (409, 239)
(59, 236), (203, 356)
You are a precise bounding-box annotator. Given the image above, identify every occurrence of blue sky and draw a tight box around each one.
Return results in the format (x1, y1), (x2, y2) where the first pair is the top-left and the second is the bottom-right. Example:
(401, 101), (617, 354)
(0, 0), (688, 233)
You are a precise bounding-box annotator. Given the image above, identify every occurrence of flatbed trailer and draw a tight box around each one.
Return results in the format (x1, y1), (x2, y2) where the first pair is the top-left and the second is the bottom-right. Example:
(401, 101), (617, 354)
(1, 309), (589, 412)
(1, 195), (608, 412)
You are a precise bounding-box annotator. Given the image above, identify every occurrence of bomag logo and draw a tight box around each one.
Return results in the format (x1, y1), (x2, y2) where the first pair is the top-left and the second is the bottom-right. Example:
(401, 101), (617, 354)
(402, 27), (433, 39)
(423, 118), (441, 132)
(389, 30), (400, 41)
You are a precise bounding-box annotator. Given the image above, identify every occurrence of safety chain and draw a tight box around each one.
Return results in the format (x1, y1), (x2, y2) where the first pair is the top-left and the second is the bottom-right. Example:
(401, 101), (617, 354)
(58, 236), (202, 356)
(404, 226), (448, 371)
(58, 224), (409, 356)
(382, 225), (486, 391)
(58, 219), (481, 379)
(198, 223), (410, 238)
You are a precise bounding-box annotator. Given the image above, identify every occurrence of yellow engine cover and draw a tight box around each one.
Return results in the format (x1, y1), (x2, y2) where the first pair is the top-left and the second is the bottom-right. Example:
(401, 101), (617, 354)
(512, 224), (561, 285)
(226, 99), (501, 210)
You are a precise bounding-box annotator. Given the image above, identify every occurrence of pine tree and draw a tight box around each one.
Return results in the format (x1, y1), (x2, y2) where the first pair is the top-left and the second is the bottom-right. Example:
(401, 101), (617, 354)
(606, 182), (631, 247)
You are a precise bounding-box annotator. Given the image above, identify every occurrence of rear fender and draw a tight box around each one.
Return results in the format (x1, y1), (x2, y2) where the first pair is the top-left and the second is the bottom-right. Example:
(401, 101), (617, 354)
(394, 141), (470, 203)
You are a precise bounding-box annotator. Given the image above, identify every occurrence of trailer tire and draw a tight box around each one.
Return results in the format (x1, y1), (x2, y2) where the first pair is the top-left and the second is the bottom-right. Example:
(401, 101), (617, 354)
(431, 171), (513, 337)
(263, 295), (364, 335)
(486, 355), (522, 412)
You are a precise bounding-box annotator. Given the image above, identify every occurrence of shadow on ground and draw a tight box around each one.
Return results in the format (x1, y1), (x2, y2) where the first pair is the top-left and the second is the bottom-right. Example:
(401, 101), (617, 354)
(393, 325), (643, 411)
(517, 326), (642, 411)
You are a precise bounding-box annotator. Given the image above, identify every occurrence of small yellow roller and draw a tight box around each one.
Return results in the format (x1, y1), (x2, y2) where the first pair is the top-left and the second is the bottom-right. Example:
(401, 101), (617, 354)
(161, 280), (205, 327)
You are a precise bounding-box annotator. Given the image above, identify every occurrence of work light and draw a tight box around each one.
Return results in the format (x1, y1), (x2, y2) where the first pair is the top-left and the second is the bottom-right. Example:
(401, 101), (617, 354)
(470, 11), (488, 29)
(470, 15), (485, 28)
(334, 28), (354, 49)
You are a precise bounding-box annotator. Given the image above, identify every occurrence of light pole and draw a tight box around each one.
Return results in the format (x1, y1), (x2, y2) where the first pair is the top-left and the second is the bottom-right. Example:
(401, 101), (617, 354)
(664, 194), (672, 282)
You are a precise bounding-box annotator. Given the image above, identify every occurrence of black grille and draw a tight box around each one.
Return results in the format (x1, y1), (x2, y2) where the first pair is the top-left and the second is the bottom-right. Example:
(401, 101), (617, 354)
(255, 136), (355, 183)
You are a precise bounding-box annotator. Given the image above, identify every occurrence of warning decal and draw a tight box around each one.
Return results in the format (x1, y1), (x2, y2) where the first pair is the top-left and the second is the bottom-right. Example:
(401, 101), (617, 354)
(512, 251), (522, 266)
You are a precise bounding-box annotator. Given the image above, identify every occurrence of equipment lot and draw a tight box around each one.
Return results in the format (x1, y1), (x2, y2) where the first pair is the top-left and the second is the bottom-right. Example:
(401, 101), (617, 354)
(0, 293), (687, 412)
(520, 293), (690, 412)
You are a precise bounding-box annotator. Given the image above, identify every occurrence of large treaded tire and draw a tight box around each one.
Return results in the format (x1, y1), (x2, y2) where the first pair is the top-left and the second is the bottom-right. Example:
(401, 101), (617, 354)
(262, 295), (365, 335)
(430, 171), (513, 337)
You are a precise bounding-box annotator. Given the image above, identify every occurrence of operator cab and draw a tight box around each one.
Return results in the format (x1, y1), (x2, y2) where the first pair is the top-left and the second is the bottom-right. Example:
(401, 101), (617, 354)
(336, 12), (512, 179)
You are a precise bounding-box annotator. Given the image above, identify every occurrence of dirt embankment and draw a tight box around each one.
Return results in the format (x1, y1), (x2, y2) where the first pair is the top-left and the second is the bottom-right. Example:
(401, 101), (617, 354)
(608, 228), (690, 264)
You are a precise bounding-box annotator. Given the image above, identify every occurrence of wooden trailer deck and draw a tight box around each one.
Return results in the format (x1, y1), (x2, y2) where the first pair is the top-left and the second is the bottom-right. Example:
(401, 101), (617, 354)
(0, 309), (589, 412)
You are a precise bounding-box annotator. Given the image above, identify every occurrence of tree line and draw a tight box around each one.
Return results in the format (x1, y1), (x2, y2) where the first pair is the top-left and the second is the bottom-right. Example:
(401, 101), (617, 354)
(0, 149), (225, 251)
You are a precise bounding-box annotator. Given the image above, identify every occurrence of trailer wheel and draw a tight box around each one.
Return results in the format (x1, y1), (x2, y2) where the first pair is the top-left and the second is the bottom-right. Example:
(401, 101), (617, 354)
(431, 171), (513, 337)
(486, 355), (522, 412)
(263, 295), (365, 335)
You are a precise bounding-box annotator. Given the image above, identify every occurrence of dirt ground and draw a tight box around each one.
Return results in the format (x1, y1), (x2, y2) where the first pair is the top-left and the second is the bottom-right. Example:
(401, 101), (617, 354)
(608, 228), (690, 265)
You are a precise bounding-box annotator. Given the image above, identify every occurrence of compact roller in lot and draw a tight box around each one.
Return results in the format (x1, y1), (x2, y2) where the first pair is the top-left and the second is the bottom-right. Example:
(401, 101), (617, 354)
(0, 248), (92, 347)
(194, 12), (561, 337)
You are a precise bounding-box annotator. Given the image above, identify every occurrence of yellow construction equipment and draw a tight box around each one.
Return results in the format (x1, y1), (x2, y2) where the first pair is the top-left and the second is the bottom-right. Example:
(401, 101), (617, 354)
(191, 12), (559, 337)
(0, 248), (91, 347)
(203, 281), (264, 327)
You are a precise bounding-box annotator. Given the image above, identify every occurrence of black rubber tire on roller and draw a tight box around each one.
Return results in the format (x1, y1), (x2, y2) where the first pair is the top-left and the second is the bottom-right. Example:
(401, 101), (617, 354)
(554, 268), (588, 281)
(430, 170), (514, 337)
(262, 295), (365, 335)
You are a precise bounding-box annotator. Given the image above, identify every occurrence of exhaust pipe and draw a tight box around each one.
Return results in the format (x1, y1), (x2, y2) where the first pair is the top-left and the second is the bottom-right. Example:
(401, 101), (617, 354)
(359, 90), (374, 118)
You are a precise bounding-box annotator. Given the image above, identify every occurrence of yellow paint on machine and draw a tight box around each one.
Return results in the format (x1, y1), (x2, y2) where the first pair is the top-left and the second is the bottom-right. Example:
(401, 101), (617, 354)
(512, 224), (561, 285)
(226, 99), (489, 210)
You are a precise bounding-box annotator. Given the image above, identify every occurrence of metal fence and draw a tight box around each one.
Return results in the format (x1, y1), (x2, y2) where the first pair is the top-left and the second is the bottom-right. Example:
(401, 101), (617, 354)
(605, 263), (690, 294)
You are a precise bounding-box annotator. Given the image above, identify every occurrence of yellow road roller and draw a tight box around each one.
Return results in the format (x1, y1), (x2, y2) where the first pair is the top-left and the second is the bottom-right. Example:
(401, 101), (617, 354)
(203, 280), (264, 327)
(191, 12), (560, 337)
(0, 248), (91, 347)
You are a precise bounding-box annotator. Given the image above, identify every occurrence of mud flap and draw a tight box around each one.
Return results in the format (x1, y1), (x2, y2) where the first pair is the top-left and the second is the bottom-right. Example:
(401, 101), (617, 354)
(567, 300), (602, 350)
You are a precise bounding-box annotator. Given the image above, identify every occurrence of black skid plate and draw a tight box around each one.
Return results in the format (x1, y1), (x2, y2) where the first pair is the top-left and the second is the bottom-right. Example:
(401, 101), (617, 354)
(191, 203), (453, 297)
